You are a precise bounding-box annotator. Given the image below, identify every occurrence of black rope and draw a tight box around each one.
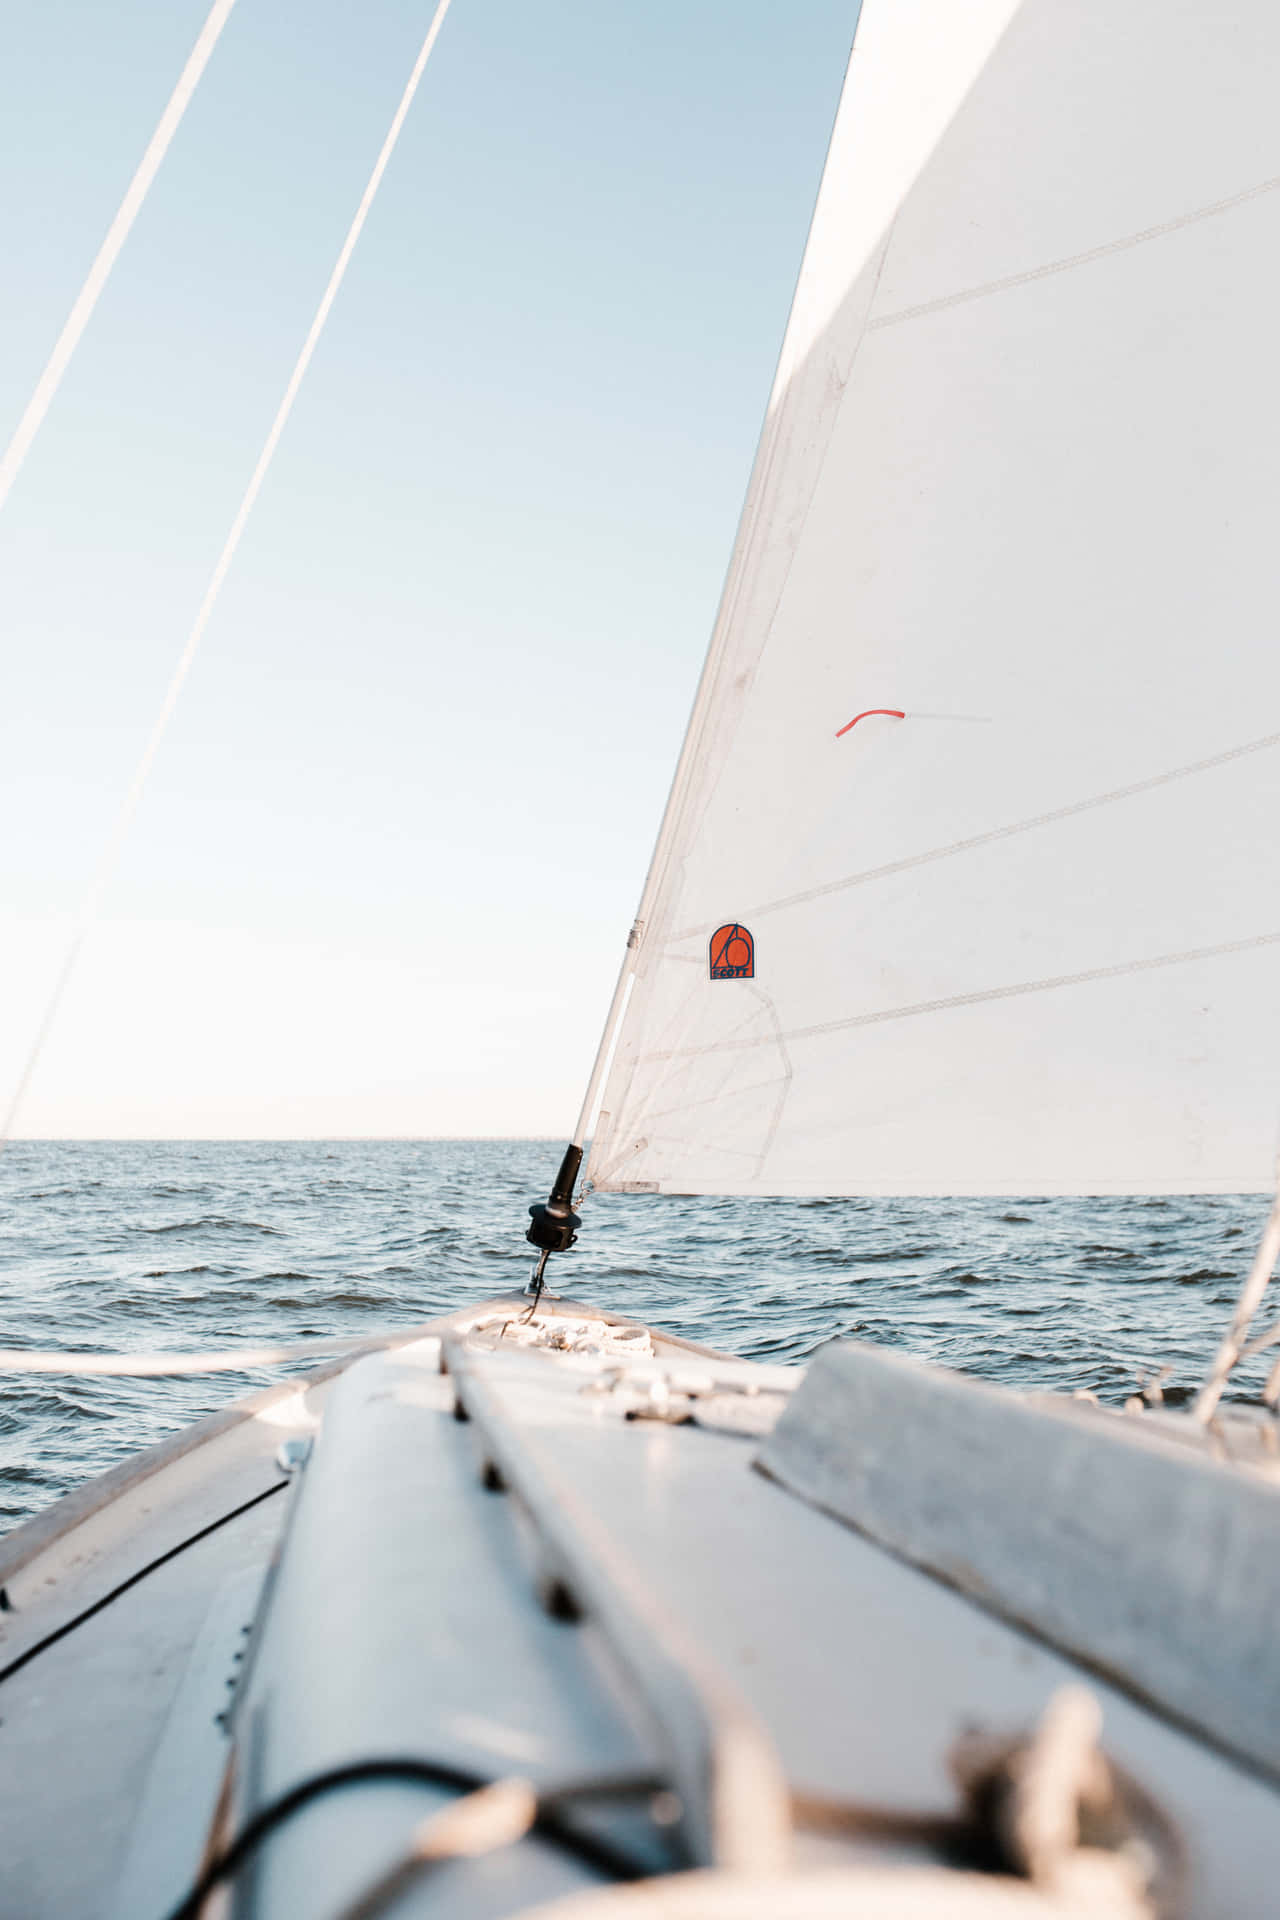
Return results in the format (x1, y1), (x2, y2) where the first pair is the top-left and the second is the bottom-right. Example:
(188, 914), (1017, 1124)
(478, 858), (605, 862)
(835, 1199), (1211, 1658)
(163, 1758), (663, 1920)
(0, 1479), (287, 1687)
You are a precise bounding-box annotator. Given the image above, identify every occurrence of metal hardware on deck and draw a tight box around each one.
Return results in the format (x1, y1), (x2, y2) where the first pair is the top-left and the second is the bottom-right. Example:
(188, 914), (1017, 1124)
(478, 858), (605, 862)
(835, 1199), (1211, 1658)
(525, 1142), (584, 1311)
(949, 1686), (1184, 1913)
(441, 1333), (792, 1875)
(539, 1574), (584, 1624)
(274, 1437), (312, 1475)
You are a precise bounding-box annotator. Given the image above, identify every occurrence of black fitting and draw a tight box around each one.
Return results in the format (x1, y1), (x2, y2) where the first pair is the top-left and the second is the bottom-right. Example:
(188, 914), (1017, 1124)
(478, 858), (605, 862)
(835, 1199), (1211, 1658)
(527, 1143), (583, 1254)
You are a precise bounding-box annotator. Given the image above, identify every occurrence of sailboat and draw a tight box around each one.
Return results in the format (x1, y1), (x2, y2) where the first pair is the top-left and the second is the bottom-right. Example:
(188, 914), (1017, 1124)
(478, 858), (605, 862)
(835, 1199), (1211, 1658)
(4, 0), (1280, 1914)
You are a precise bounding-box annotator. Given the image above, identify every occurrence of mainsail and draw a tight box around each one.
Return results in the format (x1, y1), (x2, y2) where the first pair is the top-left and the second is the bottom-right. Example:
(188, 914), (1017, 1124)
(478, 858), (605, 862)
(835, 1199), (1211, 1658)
(587, 0), (1280, 1197)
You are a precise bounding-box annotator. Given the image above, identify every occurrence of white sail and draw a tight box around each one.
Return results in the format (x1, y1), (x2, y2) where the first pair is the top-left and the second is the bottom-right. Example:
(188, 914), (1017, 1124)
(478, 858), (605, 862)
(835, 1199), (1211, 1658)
(587, 0), (1280, 1197)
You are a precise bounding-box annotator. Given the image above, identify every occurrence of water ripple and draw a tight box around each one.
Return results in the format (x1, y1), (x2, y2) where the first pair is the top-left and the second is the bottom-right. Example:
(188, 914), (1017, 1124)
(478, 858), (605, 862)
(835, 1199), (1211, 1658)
(0, 1141), (1271, 1533)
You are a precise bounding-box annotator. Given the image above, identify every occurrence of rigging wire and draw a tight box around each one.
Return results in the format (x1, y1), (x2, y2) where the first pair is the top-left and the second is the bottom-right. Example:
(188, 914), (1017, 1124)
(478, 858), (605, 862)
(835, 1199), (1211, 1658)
(1192, 1178), (1280, 1422)
(0, 0), (455, 1150)
(0, 0), (239, 517)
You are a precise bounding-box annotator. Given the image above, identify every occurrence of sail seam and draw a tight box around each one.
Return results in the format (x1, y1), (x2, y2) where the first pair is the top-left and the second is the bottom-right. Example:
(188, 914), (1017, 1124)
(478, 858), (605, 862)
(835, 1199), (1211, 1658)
(746, 984), (793, 1184)
(869, 169), (1280, 332)
(602, 1074), (794, 1140)
(664, 727), (1280, 944)
(639, 931), (1280, 1062)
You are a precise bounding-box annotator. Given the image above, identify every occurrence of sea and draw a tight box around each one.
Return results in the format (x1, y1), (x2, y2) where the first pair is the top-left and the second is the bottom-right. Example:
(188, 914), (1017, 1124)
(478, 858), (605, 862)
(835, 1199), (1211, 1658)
(0, 1138), (1272, 1535)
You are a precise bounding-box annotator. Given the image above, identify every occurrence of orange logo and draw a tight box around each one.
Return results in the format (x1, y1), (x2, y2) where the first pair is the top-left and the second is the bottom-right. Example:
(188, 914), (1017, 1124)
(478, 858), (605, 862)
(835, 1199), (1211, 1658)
(709, 924), (754, 980)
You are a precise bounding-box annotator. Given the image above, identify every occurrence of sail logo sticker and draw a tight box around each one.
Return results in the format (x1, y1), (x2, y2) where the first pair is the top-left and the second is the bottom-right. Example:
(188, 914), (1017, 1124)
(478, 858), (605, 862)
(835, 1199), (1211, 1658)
(709, 924), (754, 980)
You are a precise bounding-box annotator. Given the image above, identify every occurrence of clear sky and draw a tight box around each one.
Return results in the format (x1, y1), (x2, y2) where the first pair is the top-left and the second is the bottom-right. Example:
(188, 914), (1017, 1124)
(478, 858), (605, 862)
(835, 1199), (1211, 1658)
(0, 0), (855, 1138)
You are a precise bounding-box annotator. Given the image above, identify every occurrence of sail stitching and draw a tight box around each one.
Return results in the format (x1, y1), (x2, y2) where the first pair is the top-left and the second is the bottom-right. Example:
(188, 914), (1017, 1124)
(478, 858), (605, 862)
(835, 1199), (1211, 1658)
(664, 728), (1280, 944)
(590, 1001), (789, 1181)
(596, 996), (794, 1185)
(745, 983), (794, 1182)
(870, 169), (1280, 332)
(639, 931), (1280, 1063)
(604, 1074), (795, 1139)
(600, 937), (784, 1151)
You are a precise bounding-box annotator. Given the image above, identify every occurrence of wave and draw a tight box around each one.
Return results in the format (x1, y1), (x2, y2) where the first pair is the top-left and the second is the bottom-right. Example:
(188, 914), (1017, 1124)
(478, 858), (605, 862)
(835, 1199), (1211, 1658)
(140, 1217), (284, 1236)
(0, 1140), (1269, 1536)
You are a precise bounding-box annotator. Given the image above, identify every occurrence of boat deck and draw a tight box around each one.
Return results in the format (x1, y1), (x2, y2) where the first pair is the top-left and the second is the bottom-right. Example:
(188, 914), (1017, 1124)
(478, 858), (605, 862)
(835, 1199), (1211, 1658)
(1, 1296), (1278, 1917)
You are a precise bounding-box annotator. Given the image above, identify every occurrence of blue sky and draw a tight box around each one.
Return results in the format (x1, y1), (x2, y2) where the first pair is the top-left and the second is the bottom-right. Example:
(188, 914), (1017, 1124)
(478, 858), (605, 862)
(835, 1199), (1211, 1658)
(0, 0), (854, 1137)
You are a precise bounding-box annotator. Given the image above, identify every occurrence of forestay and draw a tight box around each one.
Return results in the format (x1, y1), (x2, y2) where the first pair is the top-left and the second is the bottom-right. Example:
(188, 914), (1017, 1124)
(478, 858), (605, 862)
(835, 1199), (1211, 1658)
(586, 0), (1280, 1197)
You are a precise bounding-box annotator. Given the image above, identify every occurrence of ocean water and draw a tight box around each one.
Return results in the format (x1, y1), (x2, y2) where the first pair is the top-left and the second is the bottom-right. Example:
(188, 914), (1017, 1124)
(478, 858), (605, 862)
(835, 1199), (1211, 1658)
(0, 1138), (1272, 1534)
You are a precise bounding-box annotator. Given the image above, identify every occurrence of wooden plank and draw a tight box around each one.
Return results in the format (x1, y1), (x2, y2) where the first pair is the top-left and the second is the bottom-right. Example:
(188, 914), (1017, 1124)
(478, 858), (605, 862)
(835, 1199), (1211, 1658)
(758, 1341), (1280, 1781)
(445, 1336), (792, 1877)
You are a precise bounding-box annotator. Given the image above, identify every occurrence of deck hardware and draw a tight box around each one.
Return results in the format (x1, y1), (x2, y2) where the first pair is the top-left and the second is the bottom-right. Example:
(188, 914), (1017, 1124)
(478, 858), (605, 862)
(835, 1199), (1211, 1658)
(949, 1686), (1184, 1913)
(525, 1142), (584, 1312)
(539, 1574), (583, 1623)
(623, 1374), (688, 1422)
(274, 1436), (313, 1475)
